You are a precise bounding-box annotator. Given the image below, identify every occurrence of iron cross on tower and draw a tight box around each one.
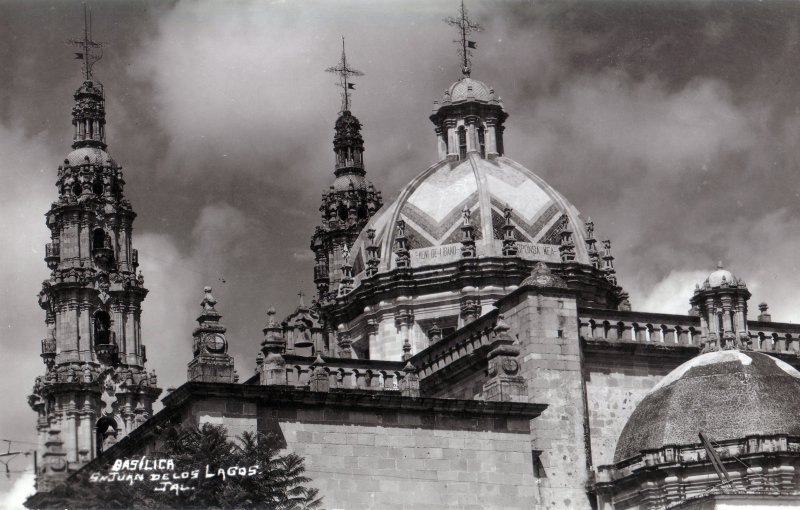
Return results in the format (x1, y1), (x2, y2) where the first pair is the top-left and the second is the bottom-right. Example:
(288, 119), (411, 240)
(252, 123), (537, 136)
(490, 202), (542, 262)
(68, 4), (104, 81)
(445, 0), (483, 77)
(326, 37), (363, 113)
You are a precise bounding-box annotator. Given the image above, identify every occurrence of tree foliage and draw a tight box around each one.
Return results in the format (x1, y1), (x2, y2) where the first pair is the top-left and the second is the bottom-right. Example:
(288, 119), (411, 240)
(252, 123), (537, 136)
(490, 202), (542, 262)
(28, 423), (323, 510)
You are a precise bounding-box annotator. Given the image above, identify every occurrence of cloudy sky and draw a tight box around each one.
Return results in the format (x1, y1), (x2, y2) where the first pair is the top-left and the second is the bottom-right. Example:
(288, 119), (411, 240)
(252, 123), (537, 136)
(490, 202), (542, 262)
(2, 0), (800, 503)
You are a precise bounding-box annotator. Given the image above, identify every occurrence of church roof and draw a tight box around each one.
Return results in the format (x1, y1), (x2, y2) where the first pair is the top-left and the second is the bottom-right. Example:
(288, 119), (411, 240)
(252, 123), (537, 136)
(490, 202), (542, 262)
(347, 153), (591, 282)
(614, 350), (800, 463)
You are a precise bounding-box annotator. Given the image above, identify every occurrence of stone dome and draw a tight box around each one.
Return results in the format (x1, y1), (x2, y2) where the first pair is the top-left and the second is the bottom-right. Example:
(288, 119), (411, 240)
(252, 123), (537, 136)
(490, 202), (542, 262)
(705, 262), (733, 287)
(332, 174), (368, 192)
(444, 77), (496, 103)
(64, 147), (116, 167)
(347, 152), (591, 283)
(614, 350), (800, 463)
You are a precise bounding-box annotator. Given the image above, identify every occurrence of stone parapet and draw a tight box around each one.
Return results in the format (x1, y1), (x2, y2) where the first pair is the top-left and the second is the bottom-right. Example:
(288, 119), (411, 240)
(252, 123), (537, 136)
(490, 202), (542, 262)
(579, 307), (800, 357)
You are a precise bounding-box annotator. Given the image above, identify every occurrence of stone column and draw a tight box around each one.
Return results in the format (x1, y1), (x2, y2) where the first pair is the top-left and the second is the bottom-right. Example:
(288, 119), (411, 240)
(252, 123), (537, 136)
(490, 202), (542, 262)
(465, 116), (477, 153)
(435, 126), (447, 160)
(485, 119), (498, 158)
(445, 120), (458, 161)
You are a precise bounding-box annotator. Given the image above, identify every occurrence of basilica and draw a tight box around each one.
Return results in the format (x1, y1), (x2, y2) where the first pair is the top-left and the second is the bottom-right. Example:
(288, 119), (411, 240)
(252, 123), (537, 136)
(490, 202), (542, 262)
(26, 5), (800, 510)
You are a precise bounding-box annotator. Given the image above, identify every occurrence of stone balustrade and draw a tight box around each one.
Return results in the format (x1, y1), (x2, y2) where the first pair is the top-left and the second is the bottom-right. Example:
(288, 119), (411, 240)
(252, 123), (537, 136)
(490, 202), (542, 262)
(265, 354), (408, 393)
(579, 308), (800, 354)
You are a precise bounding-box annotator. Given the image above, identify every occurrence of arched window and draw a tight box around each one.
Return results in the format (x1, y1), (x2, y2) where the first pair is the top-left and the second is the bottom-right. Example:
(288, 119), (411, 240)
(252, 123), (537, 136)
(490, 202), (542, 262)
(496, 128), (505, 156)
(93, 310), (111, 346)
(92, 228), (106, 250)
(96, 417), (118, 455)
(477, 126), (486, 158)
(458, 126), (467, 160)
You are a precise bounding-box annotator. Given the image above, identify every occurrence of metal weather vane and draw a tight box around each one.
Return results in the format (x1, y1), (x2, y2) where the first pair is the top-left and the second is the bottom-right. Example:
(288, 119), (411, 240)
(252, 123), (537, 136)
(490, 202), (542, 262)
(68, 4), (104, 81)
(444, 0), (482, 77)
(325, 36), (363, 112)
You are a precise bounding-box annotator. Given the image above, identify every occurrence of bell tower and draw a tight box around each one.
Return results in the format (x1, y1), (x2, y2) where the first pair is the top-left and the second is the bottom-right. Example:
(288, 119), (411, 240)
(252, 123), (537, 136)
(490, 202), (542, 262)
(311, 38), (382, 302)
(28, 9), (161, 492)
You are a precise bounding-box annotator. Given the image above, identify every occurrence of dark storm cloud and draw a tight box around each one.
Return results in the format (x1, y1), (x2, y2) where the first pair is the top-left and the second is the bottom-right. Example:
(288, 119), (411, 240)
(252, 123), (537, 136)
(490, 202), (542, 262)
(2, 1), (800, 502)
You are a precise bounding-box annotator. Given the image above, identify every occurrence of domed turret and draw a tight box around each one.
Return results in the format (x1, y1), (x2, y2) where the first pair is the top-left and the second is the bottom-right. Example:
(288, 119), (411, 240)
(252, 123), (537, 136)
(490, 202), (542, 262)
(691, 262), (752, 352)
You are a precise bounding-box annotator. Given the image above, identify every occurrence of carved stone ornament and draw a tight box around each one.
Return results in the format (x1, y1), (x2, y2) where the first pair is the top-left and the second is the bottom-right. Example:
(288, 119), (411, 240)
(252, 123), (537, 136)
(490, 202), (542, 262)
(501, 358), (520, 375)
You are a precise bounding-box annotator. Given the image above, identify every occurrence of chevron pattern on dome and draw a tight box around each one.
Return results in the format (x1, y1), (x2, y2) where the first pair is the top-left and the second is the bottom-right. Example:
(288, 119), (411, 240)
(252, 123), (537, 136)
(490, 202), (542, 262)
(400, 194), (481, 246)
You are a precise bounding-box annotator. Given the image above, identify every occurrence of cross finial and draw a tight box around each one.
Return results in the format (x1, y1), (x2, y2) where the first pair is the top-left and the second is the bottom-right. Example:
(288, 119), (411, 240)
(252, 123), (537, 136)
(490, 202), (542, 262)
(444, 0), (482, 77)
(325, 36), (364, 113)
(297, 291), (305, 307)
(68, 4), (104, 81)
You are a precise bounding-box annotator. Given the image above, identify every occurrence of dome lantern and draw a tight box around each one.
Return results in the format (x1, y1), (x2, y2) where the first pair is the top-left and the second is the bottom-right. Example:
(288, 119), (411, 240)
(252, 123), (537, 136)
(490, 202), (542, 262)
(434, 1), (507, 162)
(430, 77), (508, 162)
(691, 262), (752, 352)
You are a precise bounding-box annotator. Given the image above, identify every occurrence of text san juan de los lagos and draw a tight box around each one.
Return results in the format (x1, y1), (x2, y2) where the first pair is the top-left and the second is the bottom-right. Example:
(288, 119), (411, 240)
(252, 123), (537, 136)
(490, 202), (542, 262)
(89, 457), (260, 494)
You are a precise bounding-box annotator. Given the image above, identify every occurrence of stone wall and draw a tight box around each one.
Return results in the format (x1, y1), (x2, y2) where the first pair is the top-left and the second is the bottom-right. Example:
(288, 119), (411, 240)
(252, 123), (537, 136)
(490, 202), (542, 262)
(175, 386), (545, 510)
(583, 354), (675, 469)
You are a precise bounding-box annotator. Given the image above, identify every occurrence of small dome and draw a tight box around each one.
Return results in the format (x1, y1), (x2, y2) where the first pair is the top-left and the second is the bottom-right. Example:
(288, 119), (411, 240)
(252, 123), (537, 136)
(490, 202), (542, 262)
(65, 147), (115, 167)
(705, 262), (739, 287)
(333, 174), (368, 192)
(444, 77), (494, 103)
(614, 350), (800, 463)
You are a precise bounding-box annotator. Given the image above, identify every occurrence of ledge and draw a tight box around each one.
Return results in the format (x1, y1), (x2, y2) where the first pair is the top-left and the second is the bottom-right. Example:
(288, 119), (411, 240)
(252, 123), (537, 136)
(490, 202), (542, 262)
(163, 382), (547, 420)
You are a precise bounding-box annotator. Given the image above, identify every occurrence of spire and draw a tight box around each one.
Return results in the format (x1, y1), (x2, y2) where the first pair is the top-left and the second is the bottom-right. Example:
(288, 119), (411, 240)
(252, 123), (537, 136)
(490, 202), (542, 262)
(68, 4), (103, 82)
(68, 4), (107, 151)
(312, 39), (381, 302)
(444, 0), (482, 77)
(325, 36), (363, 113)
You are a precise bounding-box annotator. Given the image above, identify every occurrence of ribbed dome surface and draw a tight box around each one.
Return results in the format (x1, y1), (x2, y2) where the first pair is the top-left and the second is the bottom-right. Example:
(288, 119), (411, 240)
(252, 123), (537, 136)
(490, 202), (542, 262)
(65, 147), (115, 167)
(347, 153), (590, 282)
(614, 350), (800, 463)
(446, 77), (494, 102)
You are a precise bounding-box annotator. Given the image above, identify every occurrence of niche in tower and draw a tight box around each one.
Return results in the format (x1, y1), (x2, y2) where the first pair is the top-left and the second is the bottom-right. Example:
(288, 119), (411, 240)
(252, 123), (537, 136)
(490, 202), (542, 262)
(96, 417), (118, 455)
(458, 126), (467, 160)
